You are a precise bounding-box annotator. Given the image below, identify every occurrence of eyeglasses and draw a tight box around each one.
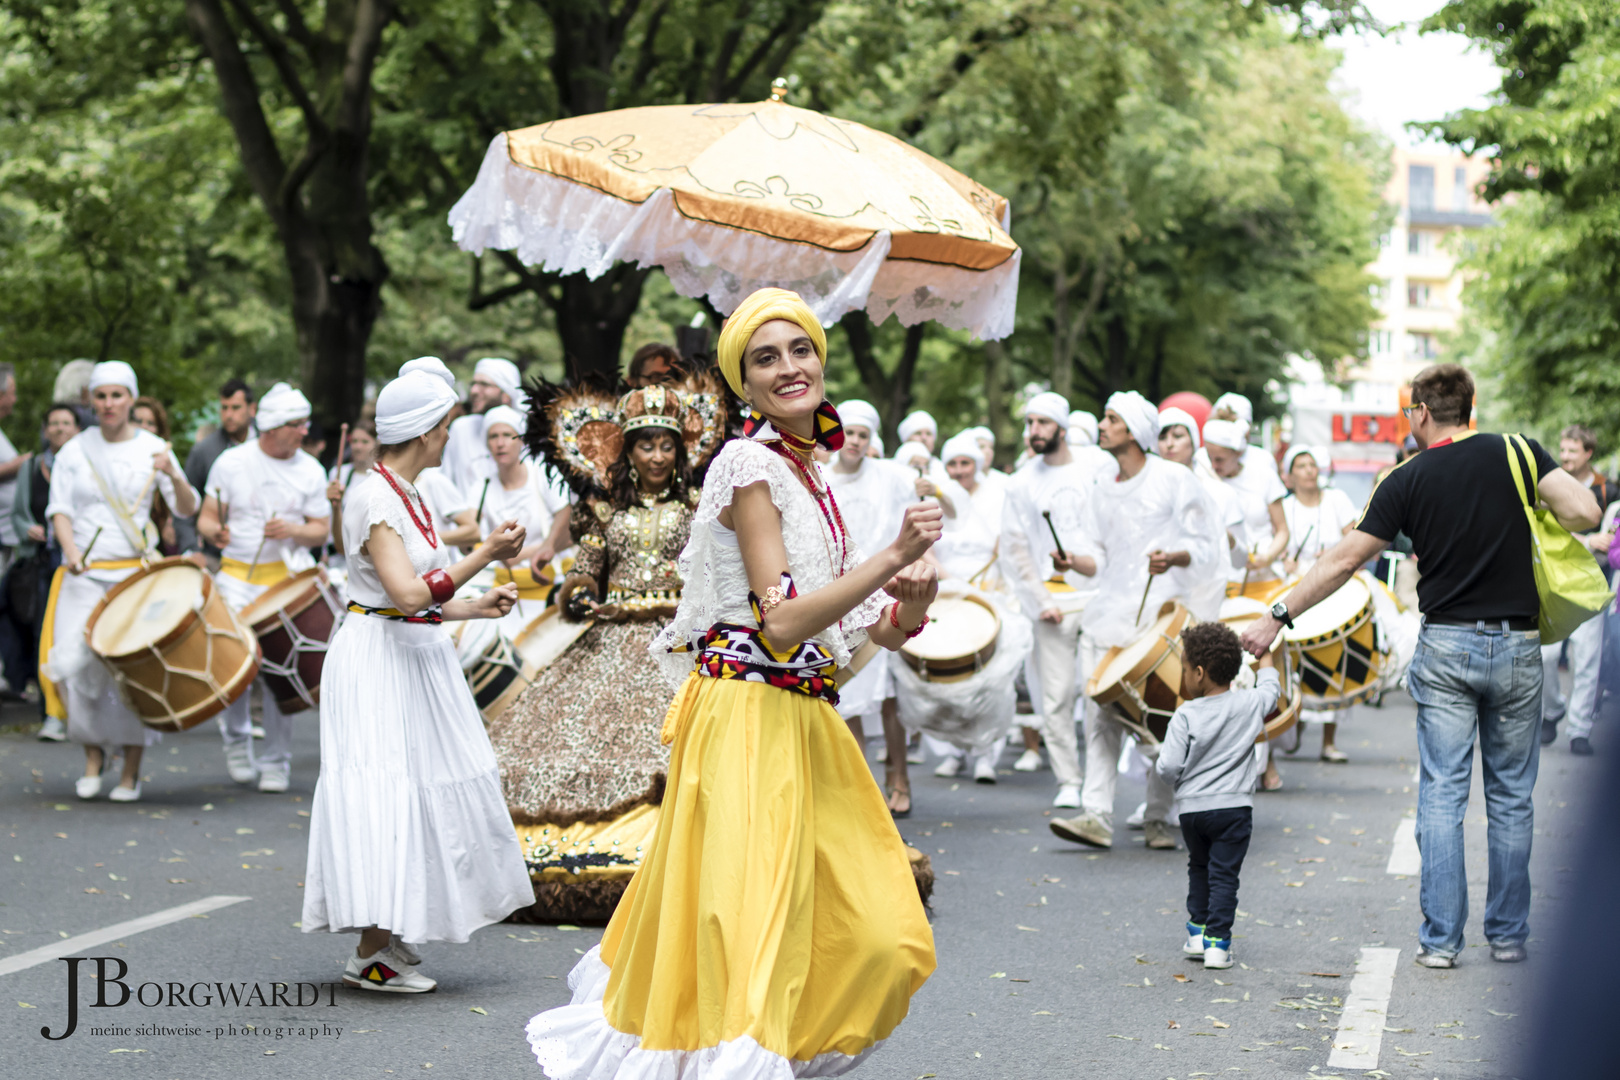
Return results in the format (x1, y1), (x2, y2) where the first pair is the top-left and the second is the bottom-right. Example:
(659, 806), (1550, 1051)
(1401, 403), (1426, 419)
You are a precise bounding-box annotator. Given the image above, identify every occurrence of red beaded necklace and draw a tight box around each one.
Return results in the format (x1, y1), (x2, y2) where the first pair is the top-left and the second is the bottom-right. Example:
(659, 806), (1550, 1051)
(764, 436), (849, 570)
(374, 463), (439, 547)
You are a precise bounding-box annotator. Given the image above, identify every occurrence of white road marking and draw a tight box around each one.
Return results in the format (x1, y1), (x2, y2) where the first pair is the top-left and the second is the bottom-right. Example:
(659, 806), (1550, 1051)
(0, 895), (250, 978)
(1386, 815), (1421, 876)
(1327, 946), (1402, 1070)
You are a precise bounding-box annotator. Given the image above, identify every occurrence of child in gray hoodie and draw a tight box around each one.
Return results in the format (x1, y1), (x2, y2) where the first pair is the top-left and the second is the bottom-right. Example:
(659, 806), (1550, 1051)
(1155, 622), (1277, 970)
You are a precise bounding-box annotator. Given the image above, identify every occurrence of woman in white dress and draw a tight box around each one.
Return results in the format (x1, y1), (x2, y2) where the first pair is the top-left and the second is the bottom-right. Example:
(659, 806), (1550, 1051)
(43, 362), (198, 802)
(301, 371), (534, 994)
(1279, 445), (1360, 762)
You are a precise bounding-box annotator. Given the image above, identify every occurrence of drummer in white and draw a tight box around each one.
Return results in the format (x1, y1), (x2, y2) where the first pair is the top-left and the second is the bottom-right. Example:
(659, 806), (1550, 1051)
(196, 383), (331, 792)
(1278, 445), (1360, 762)
(43, 362), (199, 802)
(1158, 406), (1248, 618)
(825, 400), (918, 813)
(999, 392), (1109, 808)
(474, 405), (573, 630)
(443, 357), (522, 493)
(1048, 392), (1222, 851)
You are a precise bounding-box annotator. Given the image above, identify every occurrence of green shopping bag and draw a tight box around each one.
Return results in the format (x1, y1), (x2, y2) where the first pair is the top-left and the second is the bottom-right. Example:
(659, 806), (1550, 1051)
(1506, 434), (1611, 643)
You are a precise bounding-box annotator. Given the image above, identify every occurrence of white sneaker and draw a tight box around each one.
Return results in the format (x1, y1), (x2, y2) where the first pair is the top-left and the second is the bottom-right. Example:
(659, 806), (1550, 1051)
(38, 717), (67, 742)
(933, 755), (964, 778)
(1203, 941), (1233, 969)
(1012, 748), (1044, 772)
(75, 775), (101, 800)
(1126, 801), (1147, 829)
(972, 755), (998, 784)
(1052, 783), (1082, 809)
(1185, 931), (1206, 957)
(250, 724), (266, 739)
(257, 763), (290, 793)
(108, 782), (141, 802)
(343, 945), (437, 993)
(225, 745), (257, 785)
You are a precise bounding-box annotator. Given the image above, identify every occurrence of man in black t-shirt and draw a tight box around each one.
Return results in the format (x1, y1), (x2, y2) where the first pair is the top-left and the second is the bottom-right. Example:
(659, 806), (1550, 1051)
(1541, 424), (1613, 753)
(1241, 364), (1599, 970)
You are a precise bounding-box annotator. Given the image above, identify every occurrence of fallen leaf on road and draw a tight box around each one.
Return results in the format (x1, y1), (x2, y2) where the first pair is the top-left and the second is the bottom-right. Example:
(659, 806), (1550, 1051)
(17, 1003), (35, 1008)
(109, 1049), (146, 1053)
(1032, 1010), (1052, 1016)
(168, 879), (188, 885)
(1315, 837), (1331, 845)
(1153, 1043), (1171, 1050)
(1015, 925), (1039, 932)
(1173, 973), (1189, 983)
(1106, 1034), (1139, 1040)
(1167, 1020), (1180, 1028)
(1393, 1048), (1431, 1057)
(235, 828), (254, 835)
(557, 925), (582, 932)
(1009, 978), (1029, 983)
(989, 972), (1006, 979)
(1486, 1010), (1516, 1018)
(1143, 978), (1153, 986)
(1211, 998), (1238, 1003)
(1207, 1017), (1229, 1028)
(83, 887), (102, 894)
(1383, 1026), (1414, 1033)
(1307, 972), (1341, 978)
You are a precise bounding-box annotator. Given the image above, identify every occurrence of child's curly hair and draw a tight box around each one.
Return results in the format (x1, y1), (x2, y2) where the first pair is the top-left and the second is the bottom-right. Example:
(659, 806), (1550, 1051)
(1180, 621), (1244, 685)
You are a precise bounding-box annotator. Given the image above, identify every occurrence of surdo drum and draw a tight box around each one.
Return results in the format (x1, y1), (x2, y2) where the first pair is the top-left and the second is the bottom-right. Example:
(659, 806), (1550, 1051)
(1218, 596), (1301, 743)
(85, 558), (260, 731)
(898, 590), (1000, 682)
(1279, 573), (1385, 710)
(1086, 601), (1194, 746)
(237, 567), (345, 713)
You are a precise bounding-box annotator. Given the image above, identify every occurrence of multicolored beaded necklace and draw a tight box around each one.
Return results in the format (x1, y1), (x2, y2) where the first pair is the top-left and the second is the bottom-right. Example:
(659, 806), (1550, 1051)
(764, 426), (849, 571)
(374, 463), (439, 548)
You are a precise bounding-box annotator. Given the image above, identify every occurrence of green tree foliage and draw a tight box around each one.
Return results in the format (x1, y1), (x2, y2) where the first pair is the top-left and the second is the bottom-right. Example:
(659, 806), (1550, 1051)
(1425, 1), (1620, 446)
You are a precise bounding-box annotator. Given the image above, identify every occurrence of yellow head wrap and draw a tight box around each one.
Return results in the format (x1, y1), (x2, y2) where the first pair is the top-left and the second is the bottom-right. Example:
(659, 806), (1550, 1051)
(715, 288), (828, 400)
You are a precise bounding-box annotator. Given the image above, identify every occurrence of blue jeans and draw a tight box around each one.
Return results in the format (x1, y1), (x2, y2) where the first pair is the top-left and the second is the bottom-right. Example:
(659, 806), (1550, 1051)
(1407, 621), (1543, 955)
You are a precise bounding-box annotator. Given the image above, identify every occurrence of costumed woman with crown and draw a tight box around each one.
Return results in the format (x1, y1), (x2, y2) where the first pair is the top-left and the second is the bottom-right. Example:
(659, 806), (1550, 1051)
(485, 374), (728, 923)
(525, 289), (940, 1079)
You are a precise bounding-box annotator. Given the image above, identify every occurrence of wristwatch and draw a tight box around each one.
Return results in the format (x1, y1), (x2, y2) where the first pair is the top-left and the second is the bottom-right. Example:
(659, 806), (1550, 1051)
(1269, 600), (1295, 629)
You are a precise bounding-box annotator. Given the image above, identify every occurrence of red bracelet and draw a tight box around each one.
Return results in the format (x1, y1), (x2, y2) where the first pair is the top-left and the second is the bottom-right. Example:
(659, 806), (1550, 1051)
(423, 569), (455, 605)
(889, 602), (929, 639)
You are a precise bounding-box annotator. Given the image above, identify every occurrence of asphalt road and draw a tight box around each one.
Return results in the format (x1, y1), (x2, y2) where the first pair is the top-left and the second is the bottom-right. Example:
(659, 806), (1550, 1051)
(0, 677), (1603, 1080)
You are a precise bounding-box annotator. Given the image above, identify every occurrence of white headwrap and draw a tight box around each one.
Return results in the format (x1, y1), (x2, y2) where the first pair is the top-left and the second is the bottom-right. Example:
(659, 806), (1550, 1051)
(967, 425), (994, 444)
(1023, 392), (1070, 427)
(89, 361), (138, 396)
(838, 399), (882, 439)
(893, 441), (931, 470)
(1202, 418), (1248, 452)
(375, 372), (457, 445)
(400, 356), (456, 389)
(1105, 391), (1159, 453)
(1157, 406), (1201, 450)
(256, 382), (311, 430)
(474, 357), (523, 404)
(1212, 392), (1254, 428)
(940, 432), (982, 477)
(897, 410), (937, 442)
(482, 404), (526, 438)
(1067, 411), (1098, 447)
(869, 432), (885, 457)
(1285, 444), (1326, 476)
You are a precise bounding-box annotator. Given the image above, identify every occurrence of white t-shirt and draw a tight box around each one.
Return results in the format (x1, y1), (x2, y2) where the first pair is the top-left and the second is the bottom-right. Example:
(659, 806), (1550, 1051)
(1281, 488), (1360, 566)
(1000, 454), (1113, 619)
(824, 457), (914, 564)
(204, 441), (328, 572)
(416, 466), (472, 535)
(474, 460), (569, 543)
(1214, 453), (1287, 581)
(0, 427), (17, 545)
(45, 427), (190, 570)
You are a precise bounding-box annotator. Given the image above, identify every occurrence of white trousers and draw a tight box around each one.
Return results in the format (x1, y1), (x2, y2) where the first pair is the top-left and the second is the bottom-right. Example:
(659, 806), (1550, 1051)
(1079, 638), (1173, 825)
(1543, 613), (1605, 738)
(218, 683), (299, 768)
(1030, 612), (1084, 787)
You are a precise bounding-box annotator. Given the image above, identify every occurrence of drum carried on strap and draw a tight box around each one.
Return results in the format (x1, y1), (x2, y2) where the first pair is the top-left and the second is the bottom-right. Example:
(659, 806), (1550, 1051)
(1218, 596), (1302, 744)
(1087, 601), (1193, 746)
(1279, 573), (1385, 710)
(898, 590), (1000, 683)
(86, 557), (260, 731)
(453, 618), (532, 725)
(237, 567), (344, 713)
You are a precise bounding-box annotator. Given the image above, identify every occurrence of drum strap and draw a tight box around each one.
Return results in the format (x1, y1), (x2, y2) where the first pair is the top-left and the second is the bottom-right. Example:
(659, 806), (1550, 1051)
(345, 601), (443, 625)
(221, 557), (291, 586)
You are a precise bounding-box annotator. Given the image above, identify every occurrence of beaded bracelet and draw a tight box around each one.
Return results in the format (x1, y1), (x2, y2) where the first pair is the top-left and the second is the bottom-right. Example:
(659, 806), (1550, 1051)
(423, 568), (456, 605)
(889, 602), (929, 639)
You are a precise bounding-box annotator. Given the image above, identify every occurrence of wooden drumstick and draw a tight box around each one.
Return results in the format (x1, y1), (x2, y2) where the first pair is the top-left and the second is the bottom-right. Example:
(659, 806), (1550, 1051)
(78, 526), (104, 569)
(1290, 525), (1315, 563)
(474, 478), (491, 539)
(1041, 510), (1066, 559)
(1134, 556), (1155, 625)
(330, 423), (349, 483)
(248, 518), (273, 581)
(1239, 543), (1257, 595)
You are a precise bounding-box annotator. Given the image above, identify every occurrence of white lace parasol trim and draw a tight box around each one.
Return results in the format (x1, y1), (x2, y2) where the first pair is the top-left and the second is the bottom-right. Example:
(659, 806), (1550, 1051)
(526, 945), (882, 1079)
(448, 134), (1019, 339)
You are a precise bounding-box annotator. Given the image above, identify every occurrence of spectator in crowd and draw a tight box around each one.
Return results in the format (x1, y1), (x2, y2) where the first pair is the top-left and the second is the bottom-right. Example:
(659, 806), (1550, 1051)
(0, 364), (35, 697)
(51, 360), (96, 430)
(15, 404), (81, 735)
(626, 342), (684, 387)
(1542, 424), (1612, 755)
(181, 379), (256, 559)
(132, 396), (180, 556)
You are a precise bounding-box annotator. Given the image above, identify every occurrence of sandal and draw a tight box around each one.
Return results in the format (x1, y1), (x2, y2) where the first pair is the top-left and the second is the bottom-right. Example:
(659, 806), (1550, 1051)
(1320, 747), (1349, 764)
(885, 771), (912, 818)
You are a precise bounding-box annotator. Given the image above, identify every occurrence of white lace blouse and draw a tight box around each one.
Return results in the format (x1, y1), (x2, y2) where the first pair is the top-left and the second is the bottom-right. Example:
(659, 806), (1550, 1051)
(651, 437), (889, 685)
(342, 470), (451, 612)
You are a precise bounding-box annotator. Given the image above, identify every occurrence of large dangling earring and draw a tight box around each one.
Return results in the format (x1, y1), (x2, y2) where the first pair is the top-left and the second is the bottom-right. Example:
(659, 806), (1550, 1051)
(629, 464), (641, 485)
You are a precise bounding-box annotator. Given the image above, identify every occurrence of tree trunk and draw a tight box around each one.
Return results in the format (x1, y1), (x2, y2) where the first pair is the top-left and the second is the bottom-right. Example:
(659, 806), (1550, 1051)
(983, 339), (1013, 469)
(543, 264), (654, 383)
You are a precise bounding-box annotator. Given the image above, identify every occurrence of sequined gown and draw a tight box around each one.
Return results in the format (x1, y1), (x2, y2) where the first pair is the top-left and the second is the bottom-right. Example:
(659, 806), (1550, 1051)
(485, 496), (692, 921)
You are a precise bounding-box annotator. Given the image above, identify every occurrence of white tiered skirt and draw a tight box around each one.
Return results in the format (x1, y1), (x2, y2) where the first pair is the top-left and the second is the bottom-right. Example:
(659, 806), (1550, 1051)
(302, 614), (533, 943)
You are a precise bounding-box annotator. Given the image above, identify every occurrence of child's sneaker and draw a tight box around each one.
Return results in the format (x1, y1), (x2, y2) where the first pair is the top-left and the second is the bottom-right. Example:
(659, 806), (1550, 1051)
(1183, 922), (1206, 957)
(1202, 936), (1233, 969)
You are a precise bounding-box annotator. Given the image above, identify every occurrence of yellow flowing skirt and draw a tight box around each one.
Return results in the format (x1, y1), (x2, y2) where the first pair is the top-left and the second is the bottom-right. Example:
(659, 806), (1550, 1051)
(526, 674), (936, 1077)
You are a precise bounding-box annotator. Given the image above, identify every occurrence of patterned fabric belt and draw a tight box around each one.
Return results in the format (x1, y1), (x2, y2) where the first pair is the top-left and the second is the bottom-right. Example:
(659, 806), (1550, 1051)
(220, 556), (290, 586)
(345, 601), (442, 625)
(688, 623), (841, 705)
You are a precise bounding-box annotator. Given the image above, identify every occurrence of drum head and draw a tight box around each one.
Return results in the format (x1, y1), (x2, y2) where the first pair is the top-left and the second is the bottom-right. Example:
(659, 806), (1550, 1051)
(1283, 575), (1371, 642)
(902, 594), (999, 663)
(1089, 602), (1186, 696)
(238, 567), (325, 627)
(452, 617), (500, 671)
(514, 606), (593, 674)
(90, 564), (205, 656)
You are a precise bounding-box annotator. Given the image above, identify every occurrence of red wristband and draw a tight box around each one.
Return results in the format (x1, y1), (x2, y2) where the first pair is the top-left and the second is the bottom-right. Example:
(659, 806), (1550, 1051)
(423, 569), (455, 605)
(889, 602), (929, 639)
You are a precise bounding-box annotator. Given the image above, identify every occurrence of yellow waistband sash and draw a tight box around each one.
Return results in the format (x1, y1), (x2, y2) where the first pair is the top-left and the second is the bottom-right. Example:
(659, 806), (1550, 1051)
(1044, 577), (1075, 594)
(220, 557), (290, 586)
(494, 564), (556, 599)
(38, 558), (147, 720)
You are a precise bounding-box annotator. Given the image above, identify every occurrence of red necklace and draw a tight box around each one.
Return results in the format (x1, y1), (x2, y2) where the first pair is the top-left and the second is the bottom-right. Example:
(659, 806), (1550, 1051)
(374, 463), (439, 547)
(764, 438), (849, 570)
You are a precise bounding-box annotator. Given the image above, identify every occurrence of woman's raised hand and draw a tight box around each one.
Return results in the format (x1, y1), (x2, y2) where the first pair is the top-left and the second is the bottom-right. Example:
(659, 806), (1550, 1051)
(891, 503), (943, 563)
(883, 559), (939, 607)
(485, 519), (526, 562)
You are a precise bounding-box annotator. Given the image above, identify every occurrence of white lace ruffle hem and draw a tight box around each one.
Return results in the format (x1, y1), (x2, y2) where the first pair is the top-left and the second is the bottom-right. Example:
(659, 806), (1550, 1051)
(527, 947), (879, 1080)
(449, 134), (1019, 340)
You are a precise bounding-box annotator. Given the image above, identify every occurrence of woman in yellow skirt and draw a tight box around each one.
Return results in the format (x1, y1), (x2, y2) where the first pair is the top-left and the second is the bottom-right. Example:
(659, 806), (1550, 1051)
(527, 289), (941, 1078)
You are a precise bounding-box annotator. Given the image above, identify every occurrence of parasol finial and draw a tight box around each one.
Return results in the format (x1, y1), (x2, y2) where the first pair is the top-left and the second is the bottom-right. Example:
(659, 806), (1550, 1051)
(769, 77), (789, 103)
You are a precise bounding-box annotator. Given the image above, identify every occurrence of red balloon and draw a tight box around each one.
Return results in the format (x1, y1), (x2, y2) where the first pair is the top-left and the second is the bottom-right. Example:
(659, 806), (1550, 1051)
(1158, 391), (1213, 435)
